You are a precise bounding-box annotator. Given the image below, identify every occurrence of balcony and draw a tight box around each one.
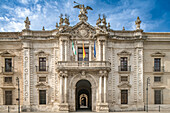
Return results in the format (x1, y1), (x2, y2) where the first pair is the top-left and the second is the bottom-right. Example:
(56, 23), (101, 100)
(56, 61), (111, 71)
(36, 66), (49, 74)
(118, 66), (131, 74)
(153, 66), (164, 74)
(1, 67), (14, 75)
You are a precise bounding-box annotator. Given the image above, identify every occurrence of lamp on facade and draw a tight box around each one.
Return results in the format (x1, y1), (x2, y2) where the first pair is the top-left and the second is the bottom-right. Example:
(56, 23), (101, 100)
(16, 77), (20, 113)
(146, 77), (150, 112)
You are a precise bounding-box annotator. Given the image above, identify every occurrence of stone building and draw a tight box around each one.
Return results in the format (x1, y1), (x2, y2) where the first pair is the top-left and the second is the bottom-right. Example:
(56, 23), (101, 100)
(0, 5), (170, 112)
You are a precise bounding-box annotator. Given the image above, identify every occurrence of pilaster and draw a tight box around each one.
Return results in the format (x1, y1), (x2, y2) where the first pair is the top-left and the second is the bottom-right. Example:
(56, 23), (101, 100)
(22, 41), (31, 111)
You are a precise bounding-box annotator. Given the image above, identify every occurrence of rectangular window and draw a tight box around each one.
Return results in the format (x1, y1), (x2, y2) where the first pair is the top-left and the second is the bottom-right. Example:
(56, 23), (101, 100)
(39, 90), (46, 104)
(121, 76), (128, 82)
(154, 77), (161, 82)
(39, 57), (46, 71)
(5, 58), (12, 72)
(78, 47), (89, 61)
(4, 77), (12, 83)
(154, 58), (161, 72)
(120, 57), (128, 71)
(5, 91), (12, 105)
(121, 90), (128, 104)
(39, 77), (46, 82)
(154, 90), (161, 104)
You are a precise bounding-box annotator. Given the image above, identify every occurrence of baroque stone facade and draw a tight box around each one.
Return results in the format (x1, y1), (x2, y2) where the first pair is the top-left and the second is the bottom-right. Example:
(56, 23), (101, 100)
(0, 6), (170, 112)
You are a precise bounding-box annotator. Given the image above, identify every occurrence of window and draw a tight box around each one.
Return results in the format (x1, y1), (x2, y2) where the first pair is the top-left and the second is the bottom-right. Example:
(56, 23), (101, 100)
(121, 90), (128, 104)
(39, 77), (46, 82)
(5, 91), (12, 105)
(120, 57), (128, 71)
(4, 77), (12, 83)
(78, 47), (89, 61)
(154, 77), (161, 82)
(154, 90), (162, 104)
(154, 58), (161, 72)
(39, 57), (46, 71)
(121, 76), (128, 82)
(39, 90), (46, 104)
(5, 58), (12, 72)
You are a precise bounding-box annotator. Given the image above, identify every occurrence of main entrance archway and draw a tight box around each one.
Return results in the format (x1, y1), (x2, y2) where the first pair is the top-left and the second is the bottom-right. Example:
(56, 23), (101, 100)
(76, 80), (92, 111)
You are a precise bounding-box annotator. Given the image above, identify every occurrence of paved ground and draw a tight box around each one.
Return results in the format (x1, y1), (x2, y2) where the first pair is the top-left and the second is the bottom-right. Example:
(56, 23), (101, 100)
(0, 111), (170, 113)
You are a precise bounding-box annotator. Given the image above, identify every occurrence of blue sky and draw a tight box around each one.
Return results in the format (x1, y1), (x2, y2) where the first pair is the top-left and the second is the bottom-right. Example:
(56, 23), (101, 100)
(0, 0), (170, 32)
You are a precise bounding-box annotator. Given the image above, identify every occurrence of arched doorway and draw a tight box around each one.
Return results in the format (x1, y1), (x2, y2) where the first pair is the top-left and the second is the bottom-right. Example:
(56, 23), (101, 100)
(76, 80), (92, 111)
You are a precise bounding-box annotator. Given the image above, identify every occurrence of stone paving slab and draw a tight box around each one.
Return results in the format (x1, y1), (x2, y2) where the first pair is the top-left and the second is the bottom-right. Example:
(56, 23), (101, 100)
(0, 111), (170, 113)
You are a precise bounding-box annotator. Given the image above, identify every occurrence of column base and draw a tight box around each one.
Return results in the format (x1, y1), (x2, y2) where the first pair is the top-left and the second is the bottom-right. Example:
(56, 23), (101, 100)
(96, 103), (109, 112)
(59, 103), (69, 112)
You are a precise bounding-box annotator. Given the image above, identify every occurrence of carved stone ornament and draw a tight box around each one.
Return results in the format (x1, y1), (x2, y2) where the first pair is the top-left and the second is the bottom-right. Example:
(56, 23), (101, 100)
(117, 50), (131, 56)
(35, 50), (49, 57)
(151, 52), (165, 57)
(118, 82), (131, 89)
(36, 82), (50, 88)
(0, 51), (15, 57)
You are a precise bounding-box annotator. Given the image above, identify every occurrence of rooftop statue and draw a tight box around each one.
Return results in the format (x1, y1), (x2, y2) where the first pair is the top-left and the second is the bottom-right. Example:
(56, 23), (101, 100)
(73, 1), (93, 21)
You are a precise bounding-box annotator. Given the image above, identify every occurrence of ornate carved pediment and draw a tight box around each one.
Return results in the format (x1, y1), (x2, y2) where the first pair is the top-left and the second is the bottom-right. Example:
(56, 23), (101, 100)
(118, 82), (131, 89)
(151, 52), (165, 57)
(0, 51), (15, 57)
(36, 82), (50, 88)
(71, 21), (96, 39)
(35, 50), (49, 57)
(117, 50), (131, 56)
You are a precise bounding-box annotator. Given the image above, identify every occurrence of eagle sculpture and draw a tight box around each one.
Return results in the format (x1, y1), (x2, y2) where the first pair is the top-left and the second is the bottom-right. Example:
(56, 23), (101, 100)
(73, 4), (93, 15)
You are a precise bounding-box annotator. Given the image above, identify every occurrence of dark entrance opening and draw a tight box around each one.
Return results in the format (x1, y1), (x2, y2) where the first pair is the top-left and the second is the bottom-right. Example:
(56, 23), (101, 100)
(76, 80), (91, 111)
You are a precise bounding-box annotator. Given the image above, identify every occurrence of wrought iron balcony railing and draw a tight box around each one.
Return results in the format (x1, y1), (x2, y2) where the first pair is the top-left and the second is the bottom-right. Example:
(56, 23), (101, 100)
(153, 66), (164, 72)
(57, 61), (111, 71)
(36, 66), (49, 73)
(118, 66), (131, 72)
(2, 67), (14, 74)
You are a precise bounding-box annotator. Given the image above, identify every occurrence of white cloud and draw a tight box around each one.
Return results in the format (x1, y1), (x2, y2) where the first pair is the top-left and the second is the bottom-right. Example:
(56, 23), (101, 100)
(0, 17), (4, 21)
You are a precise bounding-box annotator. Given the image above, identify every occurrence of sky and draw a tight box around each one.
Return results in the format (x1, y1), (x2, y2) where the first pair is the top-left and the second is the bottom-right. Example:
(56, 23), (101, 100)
(0, 0), (170, 32)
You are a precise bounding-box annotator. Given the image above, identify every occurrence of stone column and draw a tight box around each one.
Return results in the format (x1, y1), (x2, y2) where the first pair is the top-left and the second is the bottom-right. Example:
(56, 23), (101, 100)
(64, 74), (68, 103)
(104, 75), (107, 103)
(98, 40), (101, 61)
(103, 41), (105, 61)
(99, 75), (102, 103)
(60, 40), (63, 61)
(60, 73), (63, 103)
(65, 41), (67, 61)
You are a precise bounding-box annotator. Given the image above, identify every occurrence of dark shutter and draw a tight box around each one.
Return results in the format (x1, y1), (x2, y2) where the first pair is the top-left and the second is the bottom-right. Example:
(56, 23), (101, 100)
(39, 90), (46, 104)
(155, 90), (161, 104)
(121, 90), (128, 104)
(5, 91), (12, 105)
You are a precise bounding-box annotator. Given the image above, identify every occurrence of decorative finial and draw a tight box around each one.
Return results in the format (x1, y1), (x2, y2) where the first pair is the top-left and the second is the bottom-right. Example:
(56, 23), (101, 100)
(122, 26), (125, 31)
(135, 16), (141, 30)
(59, 14), (64, 26)
(102, 14), (107, 26)
(96, 14), (102, 26)
(24, 17), (30, 30)
(73, 1), (93, 21)
(56, 22), (58, 28)
(108, 22), (110, 29)
(64, 14), (70, 26)
(42, 26), (45, 31)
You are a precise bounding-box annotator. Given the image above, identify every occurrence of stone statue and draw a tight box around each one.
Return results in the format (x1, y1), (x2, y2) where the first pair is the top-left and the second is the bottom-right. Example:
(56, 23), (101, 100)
(64, 14), (70, 26)
(59, 14), (64, 26)
(135, 16), (141, 30)
(102, 14), (107, 26)
(24, 17), (30, 30)
(73, 1), (93, 15)
(96, 14), (102, 26)
(73, 1), (93, 21)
